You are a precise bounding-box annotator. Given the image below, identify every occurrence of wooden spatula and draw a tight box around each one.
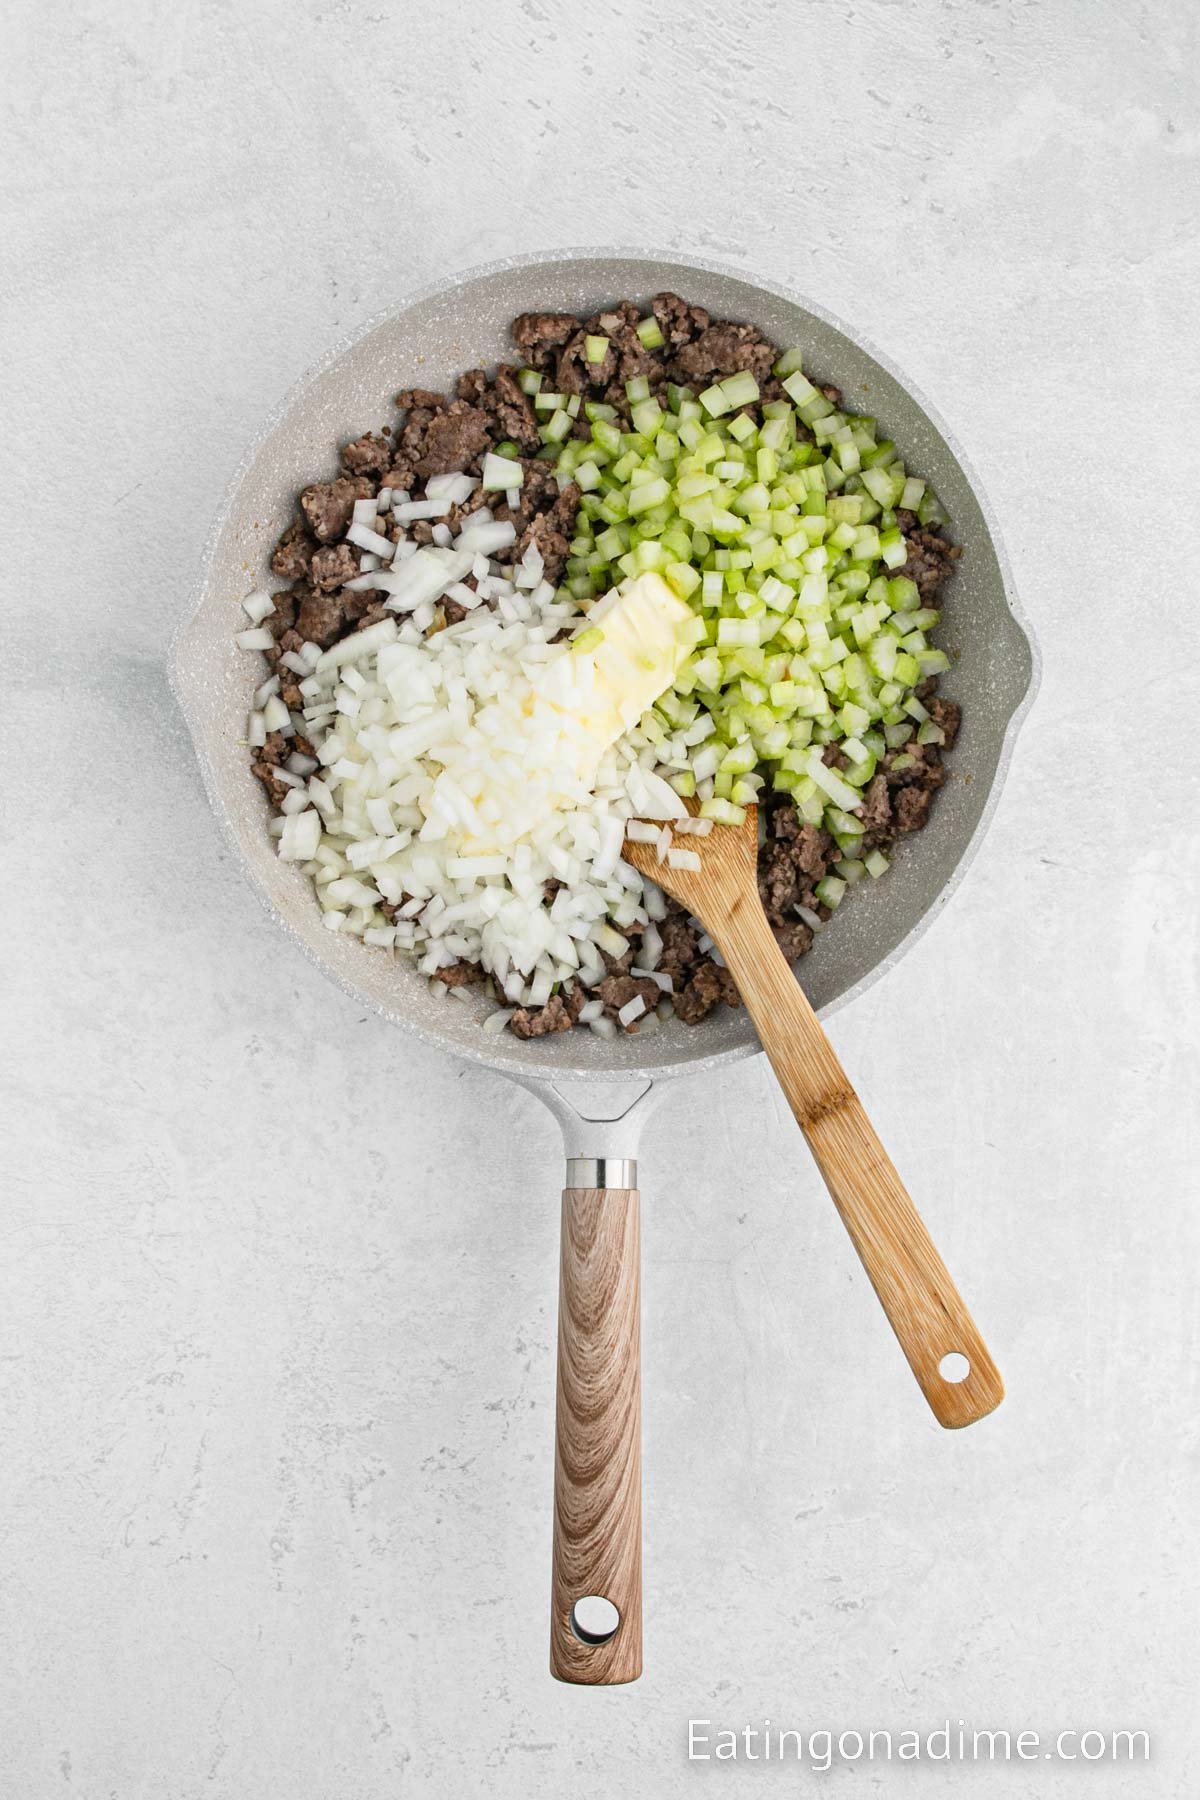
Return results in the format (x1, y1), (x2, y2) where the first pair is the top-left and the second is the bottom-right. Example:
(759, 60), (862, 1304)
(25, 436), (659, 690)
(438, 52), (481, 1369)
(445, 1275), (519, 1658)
(623, 803), (1003, 1430)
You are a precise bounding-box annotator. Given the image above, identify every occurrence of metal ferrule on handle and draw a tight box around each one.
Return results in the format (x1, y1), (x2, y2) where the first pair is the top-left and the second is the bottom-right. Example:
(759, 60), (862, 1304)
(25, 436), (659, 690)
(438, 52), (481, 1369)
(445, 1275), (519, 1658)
(565, 1157), (637, 1190)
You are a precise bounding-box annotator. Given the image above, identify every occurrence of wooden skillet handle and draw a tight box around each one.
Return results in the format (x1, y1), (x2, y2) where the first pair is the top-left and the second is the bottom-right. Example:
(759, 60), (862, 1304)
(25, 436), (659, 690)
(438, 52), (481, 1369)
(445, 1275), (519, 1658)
(550, 1178), (643, 1683)
(716, 903), (1004, 1429)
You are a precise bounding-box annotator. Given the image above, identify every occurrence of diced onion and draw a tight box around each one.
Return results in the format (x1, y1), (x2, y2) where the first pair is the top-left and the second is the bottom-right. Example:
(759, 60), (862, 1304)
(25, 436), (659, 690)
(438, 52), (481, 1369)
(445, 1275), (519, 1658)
(347, 522), (396, 557)
(481, 452), (524, 491)
(242, 591), (274, 624)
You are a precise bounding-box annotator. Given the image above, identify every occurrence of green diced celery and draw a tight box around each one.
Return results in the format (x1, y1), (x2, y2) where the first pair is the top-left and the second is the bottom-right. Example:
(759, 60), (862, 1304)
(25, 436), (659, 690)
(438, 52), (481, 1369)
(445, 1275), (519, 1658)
(700, 382), (734, 418)
(666, 561), (701, 599)
(834, 436), (861, 473)
(782, 369), (820, 407)
(633, 539), (668, 572)
(719, 371), (760, 409)
(815, 876), (847, 909)
(700, 797), (747, 826)
(631, 398), (663, 436)
(861, 466), (901, 507)
(541, 409), (573, 444)
(879, 528), (907, 569)
(592, 418), (622, 456)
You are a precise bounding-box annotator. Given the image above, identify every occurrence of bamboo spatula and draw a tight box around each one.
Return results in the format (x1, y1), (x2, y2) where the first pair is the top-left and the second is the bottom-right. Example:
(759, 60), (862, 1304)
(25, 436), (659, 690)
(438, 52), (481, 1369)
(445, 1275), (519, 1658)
(623, 804), (1003, 1429)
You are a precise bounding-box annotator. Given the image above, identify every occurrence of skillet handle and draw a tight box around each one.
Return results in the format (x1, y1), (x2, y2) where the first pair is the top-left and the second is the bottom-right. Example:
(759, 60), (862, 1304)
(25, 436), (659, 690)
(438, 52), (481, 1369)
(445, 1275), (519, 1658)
(550, 1167), (642, 1684)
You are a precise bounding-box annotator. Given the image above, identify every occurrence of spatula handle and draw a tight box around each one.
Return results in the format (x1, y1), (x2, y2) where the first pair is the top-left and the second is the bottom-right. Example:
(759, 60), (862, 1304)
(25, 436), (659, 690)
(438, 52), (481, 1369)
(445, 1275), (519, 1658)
(718, 910), (1003, 1429)
(550, 1182), (643, 1684)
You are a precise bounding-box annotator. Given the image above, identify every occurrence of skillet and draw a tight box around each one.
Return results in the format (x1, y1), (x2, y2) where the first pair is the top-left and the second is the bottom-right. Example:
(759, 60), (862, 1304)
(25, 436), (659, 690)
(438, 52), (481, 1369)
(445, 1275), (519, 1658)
(171, 249), (1040, 1683)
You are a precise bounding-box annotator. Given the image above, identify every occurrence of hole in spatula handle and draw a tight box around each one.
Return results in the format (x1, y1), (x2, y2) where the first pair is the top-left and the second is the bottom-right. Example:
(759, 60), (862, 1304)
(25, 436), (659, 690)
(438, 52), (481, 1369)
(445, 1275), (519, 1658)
(571, 1595), (621, 1645)
(938, 1352), (971, 1384)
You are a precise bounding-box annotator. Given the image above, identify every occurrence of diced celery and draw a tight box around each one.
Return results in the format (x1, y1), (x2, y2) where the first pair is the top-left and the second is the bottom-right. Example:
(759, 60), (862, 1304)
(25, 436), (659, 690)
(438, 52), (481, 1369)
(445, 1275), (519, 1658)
(834, 436), (861, 473)
(700, 797), (747, 826)
(627, 476), (670, 516)
(879, 528), (907, 569)
(861, 466), (901, 507)
(720, 371), (760, 409)
(631, 398), (664, 436)
(666, 561), (701, 599)
(592, 418), (623, 456)
(541, 409), (573, 444)
(700, 382), (734, 418)
(636, 316), (665, 349)
(716, 617), (760, 648)
(585, 335), (610, 364)
(633, 539), (667, 572)
(539, 333), (955, 832)
(782, 369), (820, 407)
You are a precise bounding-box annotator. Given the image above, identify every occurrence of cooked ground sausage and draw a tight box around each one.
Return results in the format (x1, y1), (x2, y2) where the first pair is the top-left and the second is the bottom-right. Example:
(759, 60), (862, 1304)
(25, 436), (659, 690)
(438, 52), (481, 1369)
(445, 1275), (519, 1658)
(256, 296), (963, 1035)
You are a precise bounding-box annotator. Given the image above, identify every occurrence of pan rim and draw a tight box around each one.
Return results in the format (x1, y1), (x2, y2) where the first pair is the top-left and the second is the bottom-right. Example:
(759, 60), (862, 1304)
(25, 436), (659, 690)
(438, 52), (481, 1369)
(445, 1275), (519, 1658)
(170, 245), (1041, 1086)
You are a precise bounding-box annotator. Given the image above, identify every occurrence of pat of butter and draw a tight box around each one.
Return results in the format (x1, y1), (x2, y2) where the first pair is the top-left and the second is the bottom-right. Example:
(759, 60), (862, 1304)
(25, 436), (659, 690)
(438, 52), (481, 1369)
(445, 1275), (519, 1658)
(450, 572), (693, 853)
(531, 572), (694, 775)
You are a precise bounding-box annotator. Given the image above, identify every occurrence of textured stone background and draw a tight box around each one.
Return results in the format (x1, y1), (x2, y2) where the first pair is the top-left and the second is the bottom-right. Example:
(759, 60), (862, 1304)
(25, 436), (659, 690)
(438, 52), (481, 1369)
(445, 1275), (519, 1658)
(3, 1), (1198, 1794)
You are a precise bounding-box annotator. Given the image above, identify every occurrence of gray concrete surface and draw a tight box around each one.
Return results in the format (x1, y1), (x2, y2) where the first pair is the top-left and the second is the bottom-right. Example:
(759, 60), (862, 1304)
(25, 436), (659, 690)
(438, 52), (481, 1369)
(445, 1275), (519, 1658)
(2, 1), (1197, 1794)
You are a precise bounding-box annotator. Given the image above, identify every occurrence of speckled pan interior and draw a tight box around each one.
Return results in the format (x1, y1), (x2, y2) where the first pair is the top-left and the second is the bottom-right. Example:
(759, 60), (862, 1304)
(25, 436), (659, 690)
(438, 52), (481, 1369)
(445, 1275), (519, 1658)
(171, 250), (1039, 1083)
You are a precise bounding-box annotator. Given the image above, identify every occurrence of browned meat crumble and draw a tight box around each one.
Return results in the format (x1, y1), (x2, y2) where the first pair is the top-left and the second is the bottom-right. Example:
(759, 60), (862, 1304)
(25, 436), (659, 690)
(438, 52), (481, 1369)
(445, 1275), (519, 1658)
(250, 296), (963, 1036)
